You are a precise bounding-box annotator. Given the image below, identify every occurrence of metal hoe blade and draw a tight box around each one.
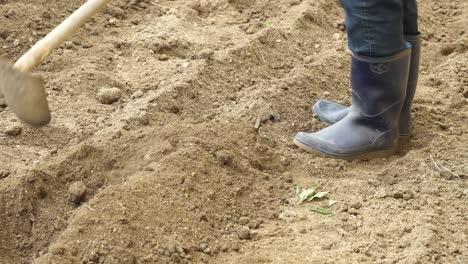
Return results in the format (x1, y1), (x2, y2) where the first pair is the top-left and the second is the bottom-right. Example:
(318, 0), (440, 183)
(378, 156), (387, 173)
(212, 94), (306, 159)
(0, 59), (51, 127)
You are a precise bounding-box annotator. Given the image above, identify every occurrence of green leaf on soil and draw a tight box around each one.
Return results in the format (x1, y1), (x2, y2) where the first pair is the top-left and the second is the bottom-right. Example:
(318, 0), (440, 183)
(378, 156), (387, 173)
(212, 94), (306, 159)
(298, 188), (315, 205)
(311, 207), (334, 215)
(296, 183), (301, 199)
(328, 200), (338, 207)
(307, 191), (329, 202)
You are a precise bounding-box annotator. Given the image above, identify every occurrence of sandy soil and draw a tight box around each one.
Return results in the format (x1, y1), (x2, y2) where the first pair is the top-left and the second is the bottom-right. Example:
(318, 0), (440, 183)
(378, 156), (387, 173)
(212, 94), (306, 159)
(0, 0), (467, 263)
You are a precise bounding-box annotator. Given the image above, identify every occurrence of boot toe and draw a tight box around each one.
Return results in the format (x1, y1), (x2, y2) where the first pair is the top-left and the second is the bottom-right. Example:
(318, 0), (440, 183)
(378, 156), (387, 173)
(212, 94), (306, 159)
(294, 131), (349, 158)
(311, 100), (348, 125)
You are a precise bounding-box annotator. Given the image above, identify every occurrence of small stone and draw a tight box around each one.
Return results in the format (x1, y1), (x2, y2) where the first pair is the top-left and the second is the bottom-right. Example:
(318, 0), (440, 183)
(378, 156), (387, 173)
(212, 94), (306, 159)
(299, 227), (307, 234)
(167, 244), (176, 254)
(304, 55), (314, 64)
(97, 87), (122, 104)
(158, 54), (169, 61)
(463, 87), (468, 98)
(48, 244), (65, 255)
(439, 168), (454, 180)
(332, 33), (341, 41)
(68, 181), (87, 204)
(374, 189), (387, 199)
(393, 191), (404, 199)
(239, 216), (250, 225)
(63, 41), (74, 49)
(322, 242), (333, 250)
(348, 208), (359, 215)
(221, 244), (229, 252)
(141, 254), (154, 263)
(237, 226), (251, 240)
(403, 191), (414, 200)
(197, 49), (214, 60)
(199, 243), (208, 251)
(4, 125), (22, 136)
(231, 243), (240, 252)
(131, 90), (144, 99)
(176, 246), (184, 254)
(463, 189), (468, 196)
(335, 19), (346, 31)
(350, 202), (362, 209)
(170, 253), (181, 262)
(250, 230), (261, 240)
(0, 170), (10, 180)
(288, 0), (301, 6)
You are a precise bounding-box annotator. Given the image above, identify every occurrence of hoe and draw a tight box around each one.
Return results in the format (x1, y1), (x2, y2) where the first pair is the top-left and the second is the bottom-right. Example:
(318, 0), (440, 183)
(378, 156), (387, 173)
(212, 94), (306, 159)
(0, 0), (112, 127)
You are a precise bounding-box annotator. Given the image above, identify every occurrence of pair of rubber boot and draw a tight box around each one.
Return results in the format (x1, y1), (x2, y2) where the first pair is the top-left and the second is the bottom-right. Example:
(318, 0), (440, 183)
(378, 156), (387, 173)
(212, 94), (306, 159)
(294, 35), (421, 159)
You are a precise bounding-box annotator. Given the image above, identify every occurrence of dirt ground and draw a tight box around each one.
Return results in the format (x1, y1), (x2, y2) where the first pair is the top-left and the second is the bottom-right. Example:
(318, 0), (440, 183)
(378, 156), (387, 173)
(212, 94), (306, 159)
(0, 0), (467, 263)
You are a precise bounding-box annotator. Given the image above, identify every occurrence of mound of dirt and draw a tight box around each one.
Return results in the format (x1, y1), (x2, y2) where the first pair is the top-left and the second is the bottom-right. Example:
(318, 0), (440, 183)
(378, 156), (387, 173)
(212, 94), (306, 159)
(1, 0), (467, 263)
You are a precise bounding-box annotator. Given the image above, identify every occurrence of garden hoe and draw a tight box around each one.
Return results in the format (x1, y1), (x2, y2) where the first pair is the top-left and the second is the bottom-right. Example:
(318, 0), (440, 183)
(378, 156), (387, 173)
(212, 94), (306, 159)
(0, 0), (112, 127)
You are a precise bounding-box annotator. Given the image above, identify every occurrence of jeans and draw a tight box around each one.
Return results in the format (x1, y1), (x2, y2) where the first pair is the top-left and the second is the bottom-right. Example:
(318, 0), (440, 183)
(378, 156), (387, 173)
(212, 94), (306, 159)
(340, 0), (419, 57)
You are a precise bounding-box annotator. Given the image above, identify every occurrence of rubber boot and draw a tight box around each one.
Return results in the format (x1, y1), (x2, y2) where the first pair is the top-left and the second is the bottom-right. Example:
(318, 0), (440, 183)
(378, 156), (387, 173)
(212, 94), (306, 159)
(294, 48), (411, 159)
(312, 34), (421, 142)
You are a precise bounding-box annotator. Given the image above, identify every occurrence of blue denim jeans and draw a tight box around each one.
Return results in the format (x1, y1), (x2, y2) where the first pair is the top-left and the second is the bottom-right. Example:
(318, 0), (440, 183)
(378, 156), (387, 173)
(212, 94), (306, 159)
(340, 0), (419, 57)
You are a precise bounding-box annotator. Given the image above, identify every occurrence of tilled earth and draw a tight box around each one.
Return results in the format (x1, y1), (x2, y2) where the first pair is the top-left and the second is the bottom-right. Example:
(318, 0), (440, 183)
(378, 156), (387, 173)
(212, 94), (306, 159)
(0, 0), (467, 264)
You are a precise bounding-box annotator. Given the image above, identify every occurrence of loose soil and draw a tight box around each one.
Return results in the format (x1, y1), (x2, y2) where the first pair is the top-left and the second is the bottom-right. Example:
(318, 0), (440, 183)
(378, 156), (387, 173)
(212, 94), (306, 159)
(1, 0), (467, 264)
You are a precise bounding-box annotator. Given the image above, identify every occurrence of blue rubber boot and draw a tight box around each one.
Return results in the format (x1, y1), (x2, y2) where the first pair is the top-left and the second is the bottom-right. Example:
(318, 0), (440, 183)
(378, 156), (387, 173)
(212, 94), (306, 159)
(312, 34), (421, 142)
(294, 48), (411, 159)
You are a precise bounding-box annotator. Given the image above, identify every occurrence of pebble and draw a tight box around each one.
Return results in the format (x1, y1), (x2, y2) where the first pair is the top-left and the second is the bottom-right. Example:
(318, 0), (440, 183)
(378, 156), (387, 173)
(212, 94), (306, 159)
(393, 191), (404, 199)
(439, 167), (455, 180)
(158, 54), (169, 61)
(0, 170), (10, 179)
(463, 189), (468, 196)
(170, 253), (181, 262)
(197, 49), (214, 60)
(463, 87), (468, 98)
(4, 125), (22, 136)
(97, 87), (122, 104)
(288, 0), (301, 6)
(48, 244), (65, 255)
(239, 216), (250, 225)
(335, 19), (346, 31)
(348, 208), (359, 215)
(0, 98), (6, 107)
(237, 226), (251, 240)
(250, 230), (261, 240)
(304, 55), (314, 64)
(231, 243), (240, 252)
(350, 202), (362, 209)
(68, 181), (87, 204)
(131, 90), (144, 99)
(403, 191), (414, 200)
(332, 33), (341, 41)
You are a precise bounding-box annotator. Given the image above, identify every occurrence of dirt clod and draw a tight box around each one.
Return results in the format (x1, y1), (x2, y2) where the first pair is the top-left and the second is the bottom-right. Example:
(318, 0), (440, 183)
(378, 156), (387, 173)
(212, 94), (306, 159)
(197, 49), (214, 60)
(3, 125), (22, 136)
(237, 226), (251, 240)
(97, 87), (122, 104)
(68, 181), (87, 204)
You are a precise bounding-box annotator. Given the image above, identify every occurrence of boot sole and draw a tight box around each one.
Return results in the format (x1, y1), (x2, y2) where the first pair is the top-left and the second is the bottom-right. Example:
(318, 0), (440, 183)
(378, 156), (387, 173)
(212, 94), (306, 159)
(293, 138), (397, 161)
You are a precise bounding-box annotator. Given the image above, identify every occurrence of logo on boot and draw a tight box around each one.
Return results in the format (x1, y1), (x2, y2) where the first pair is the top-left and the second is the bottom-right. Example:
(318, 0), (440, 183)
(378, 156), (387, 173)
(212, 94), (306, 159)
(370, 63), (390, 75)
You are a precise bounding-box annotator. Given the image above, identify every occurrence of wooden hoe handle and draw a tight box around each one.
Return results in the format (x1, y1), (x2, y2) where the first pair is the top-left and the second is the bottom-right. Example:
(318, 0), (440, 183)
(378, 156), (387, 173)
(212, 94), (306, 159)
(14, 0), (112, 72)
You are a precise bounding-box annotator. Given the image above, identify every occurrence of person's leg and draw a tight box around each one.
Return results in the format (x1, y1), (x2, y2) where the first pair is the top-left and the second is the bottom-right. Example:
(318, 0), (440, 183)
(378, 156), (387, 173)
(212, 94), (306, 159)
(403, 0), (419, 35)
(343, 0), (409, 57)
(311, 0), (422, 141)
(294, 0), (411, 159)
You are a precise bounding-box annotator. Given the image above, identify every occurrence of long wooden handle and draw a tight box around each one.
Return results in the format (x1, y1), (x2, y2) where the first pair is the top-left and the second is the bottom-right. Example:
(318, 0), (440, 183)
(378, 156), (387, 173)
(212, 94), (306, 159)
(14, 0), (112, 72)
